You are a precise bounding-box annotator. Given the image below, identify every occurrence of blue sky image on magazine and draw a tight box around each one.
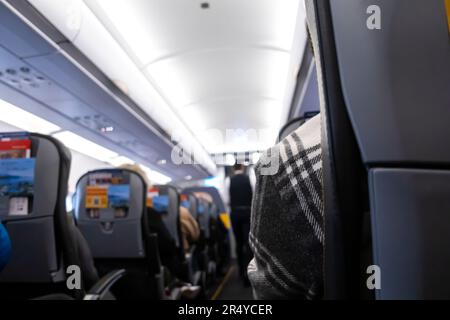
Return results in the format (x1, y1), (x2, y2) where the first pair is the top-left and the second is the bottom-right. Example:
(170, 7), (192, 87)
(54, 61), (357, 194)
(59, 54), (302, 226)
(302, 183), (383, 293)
(0, 158), (35, 197)
(108, 184), (130, 209)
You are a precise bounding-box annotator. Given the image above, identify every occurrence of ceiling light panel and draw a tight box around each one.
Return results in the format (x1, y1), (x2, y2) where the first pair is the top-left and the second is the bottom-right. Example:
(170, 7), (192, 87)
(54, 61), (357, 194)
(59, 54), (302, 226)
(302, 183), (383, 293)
(53, 130), (118, 162)
(0, 98), (61, 134)
(85, 0), (301, 66)
(145, 49), (291, 108)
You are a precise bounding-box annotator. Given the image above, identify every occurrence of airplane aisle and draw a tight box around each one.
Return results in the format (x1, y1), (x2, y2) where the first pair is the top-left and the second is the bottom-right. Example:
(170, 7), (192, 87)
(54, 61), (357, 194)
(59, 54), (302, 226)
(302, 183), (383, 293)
(212, 264), (254, 300)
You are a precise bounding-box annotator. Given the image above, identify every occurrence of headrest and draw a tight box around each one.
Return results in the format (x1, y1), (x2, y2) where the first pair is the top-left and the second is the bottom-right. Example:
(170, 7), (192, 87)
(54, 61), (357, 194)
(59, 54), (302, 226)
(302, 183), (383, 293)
(76, 169), (145, 220)
(147, 187), (169, 213)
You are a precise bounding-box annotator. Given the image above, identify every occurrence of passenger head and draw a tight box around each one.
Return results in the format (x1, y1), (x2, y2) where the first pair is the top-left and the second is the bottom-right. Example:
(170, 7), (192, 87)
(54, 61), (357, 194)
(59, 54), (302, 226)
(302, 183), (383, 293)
(119, 163), (152, 188)
(194, 192), (213, 204)
(233, 163), (244, 173)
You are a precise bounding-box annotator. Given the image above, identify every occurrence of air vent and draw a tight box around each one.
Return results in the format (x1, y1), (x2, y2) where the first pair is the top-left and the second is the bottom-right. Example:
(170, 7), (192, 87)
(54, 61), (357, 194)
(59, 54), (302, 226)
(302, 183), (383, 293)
(0, 66), (48, 89)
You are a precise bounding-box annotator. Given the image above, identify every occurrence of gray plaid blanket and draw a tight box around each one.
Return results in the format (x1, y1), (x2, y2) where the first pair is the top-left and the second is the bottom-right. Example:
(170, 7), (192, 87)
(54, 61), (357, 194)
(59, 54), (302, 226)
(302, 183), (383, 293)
(248, 115), (323, 300)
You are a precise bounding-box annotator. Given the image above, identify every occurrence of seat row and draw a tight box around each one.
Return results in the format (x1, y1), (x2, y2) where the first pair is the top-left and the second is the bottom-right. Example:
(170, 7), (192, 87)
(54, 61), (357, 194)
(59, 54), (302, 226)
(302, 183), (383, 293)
(0, 132), (230, 300)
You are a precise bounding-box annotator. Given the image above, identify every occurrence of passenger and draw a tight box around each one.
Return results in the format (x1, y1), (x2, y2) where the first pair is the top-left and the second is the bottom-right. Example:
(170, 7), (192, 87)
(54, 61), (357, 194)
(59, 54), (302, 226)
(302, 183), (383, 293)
(180, 206), (200, 252)
(0, 220), (11, 272)
(228, 163), (253, 287)
(247, 114), (323, 300)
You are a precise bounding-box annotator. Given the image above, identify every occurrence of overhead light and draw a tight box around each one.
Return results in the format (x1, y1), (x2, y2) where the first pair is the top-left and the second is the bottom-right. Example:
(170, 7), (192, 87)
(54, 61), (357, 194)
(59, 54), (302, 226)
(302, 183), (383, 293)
(108, 155), (134, 167)
(100, 126), (115, 133)
(141, 165), (172, 185)
(157, 159), (167, 165)
(0, 98), (61, 134)
(52, 131), (118, 162)
(185, 175), (193, 181)
(204, 176), (221, 189)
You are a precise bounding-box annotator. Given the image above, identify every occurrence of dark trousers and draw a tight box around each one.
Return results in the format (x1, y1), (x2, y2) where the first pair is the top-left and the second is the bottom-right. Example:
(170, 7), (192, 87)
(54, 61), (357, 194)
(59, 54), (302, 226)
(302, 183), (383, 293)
(231, 208), (252, 282)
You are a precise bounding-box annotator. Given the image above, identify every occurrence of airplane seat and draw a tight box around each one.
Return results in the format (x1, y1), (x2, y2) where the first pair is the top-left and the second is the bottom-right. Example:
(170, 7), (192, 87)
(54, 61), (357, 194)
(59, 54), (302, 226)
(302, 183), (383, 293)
(278, 112), (321, 143)
(154, 185), (183, 256)
(278, 117), (307, 142)
(206, 203), (219, 259)
(206, 203), (219, 282)
(153, 185), (204, 290)
(197, 199), (211, 241)
(183, 187), (231, 278)
(195, 199), (217, 288)
(306, 0), (450, 300)
(187, 194), (198, 221)
(74, 168), (162, 300)
(181, 192), (208, 289)
(0, 133), (87, 299)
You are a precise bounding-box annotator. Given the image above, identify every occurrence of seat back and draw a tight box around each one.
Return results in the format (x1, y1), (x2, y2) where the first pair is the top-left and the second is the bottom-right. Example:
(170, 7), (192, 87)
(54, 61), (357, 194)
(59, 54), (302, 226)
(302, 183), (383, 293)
(186, 193), (198, 220)
(152, 185), (182, 250)
(197, 199), (211, 239)
(306, 0), (450, 299)
(74, 168), (164, 299)
(0, 132), (82, 298)
(74, 169), (146, 259)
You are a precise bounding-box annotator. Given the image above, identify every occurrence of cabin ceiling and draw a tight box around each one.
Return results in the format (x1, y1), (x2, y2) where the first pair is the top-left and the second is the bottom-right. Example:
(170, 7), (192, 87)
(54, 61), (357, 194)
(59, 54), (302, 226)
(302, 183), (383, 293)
(30, 0), (307, 154)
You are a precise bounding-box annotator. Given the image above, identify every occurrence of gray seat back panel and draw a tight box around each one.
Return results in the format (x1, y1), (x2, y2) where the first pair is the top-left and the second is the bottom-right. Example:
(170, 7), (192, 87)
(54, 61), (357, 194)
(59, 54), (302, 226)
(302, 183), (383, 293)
(0, 135), (62, 283)
(75, 170), (145, 259)
(157, 185), (181, 248)
(370, 168), (450, 299)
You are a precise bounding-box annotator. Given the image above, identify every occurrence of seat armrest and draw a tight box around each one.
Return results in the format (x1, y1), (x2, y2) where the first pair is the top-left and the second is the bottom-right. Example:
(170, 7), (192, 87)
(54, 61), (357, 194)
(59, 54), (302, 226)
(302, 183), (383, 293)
(83, 269), (126, 300)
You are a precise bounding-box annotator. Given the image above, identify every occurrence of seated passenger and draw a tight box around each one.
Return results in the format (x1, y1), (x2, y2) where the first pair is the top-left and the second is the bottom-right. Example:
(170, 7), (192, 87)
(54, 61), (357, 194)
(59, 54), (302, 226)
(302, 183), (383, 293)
(248, 114), (323, 300)
(180, 206), (200, 252)
(0, 220), (11, 272)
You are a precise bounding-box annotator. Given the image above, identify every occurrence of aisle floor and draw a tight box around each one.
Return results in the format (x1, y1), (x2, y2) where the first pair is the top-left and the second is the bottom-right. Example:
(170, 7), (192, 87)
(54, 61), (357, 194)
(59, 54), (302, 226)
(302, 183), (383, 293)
(214, 265), (254, 300)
